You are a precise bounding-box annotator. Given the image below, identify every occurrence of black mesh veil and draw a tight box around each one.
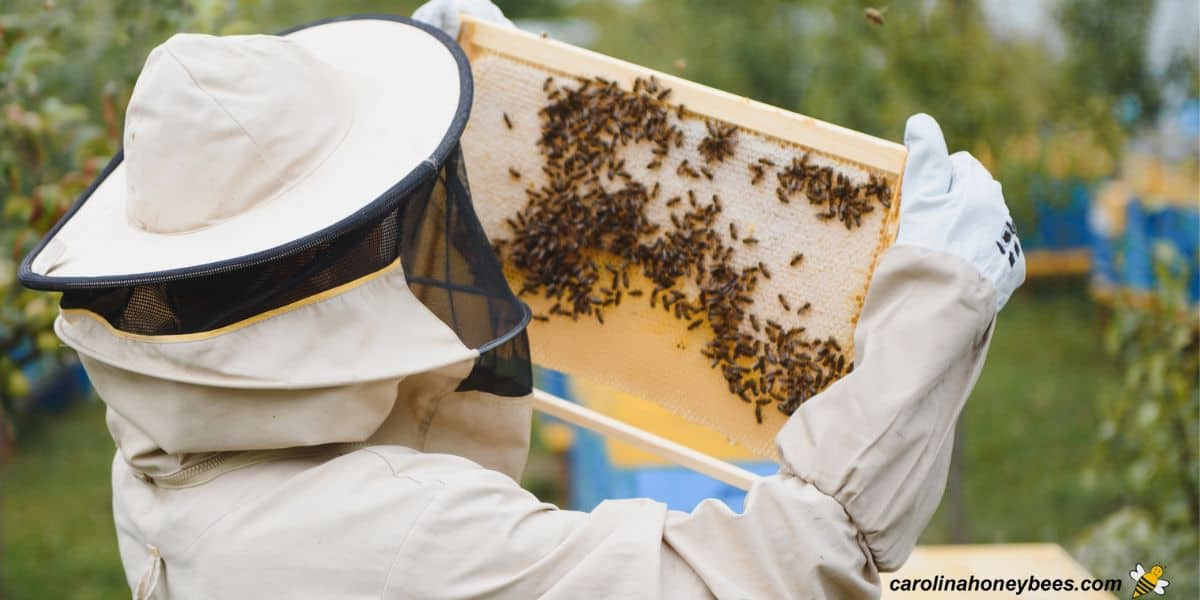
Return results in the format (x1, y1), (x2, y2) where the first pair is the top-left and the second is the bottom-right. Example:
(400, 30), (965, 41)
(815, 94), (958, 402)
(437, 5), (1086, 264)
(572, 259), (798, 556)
(401, 149), (532, 396)
(56, 146), (532, 396)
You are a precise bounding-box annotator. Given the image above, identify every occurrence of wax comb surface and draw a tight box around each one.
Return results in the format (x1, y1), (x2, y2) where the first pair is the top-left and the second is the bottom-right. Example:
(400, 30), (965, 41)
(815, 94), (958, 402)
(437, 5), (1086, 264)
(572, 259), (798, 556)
(459, 17), (906, 458)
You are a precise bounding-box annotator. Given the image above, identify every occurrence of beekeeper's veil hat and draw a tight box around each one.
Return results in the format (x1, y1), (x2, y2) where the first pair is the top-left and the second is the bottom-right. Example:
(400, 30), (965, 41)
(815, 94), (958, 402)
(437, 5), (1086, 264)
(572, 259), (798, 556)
(18, 16), (532, 458)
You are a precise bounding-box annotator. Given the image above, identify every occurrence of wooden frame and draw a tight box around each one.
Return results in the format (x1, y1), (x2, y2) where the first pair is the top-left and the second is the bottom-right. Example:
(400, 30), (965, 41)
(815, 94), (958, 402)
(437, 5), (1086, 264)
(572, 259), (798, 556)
(459, 15), (906, 486)
(531, 389), (761, 491)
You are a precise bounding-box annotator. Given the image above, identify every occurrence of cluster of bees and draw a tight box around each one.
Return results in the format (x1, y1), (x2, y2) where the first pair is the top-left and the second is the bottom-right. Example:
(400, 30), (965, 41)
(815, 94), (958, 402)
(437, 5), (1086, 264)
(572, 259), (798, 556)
(494, 74), (890, 422)
(698, 120), (738, 164)
(772, 156), (893, 230)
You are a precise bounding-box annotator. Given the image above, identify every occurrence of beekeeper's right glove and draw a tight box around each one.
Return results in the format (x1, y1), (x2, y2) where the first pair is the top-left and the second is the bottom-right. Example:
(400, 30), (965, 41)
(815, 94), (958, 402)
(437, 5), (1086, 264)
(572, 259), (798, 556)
(894, 113), (1026, 310)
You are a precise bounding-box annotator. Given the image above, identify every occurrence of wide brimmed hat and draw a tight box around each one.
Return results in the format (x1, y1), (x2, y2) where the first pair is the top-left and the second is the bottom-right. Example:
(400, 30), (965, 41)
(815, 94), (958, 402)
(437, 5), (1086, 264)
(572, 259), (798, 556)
(19, 15), (531, 394)
(23, 15), (469, 284)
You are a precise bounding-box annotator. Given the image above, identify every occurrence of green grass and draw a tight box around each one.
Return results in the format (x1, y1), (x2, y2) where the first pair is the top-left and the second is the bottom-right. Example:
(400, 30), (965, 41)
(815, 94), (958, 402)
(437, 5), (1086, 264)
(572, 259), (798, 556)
(2, 399), (126, 599)
(1, 282), (1130, 596)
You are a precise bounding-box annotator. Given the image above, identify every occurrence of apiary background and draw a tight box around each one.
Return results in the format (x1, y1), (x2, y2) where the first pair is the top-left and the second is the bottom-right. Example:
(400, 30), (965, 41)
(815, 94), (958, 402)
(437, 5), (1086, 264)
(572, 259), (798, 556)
(459, 17), (905, 458)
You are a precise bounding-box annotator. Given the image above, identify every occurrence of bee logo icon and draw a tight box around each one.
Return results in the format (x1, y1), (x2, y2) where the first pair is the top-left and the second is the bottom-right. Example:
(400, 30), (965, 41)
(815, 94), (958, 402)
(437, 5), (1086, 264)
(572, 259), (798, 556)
(1129, 563), (1169, 597)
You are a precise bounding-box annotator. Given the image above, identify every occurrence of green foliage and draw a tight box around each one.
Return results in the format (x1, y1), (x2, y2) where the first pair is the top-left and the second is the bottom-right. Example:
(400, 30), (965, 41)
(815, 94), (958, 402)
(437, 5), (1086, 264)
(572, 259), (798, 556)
(1099, 245), (1199, 528)
(1077, 245), (1200, 596)
(497, 0), (569, 20)
(1056, 0), (1163, 130)
(1, 2), (117, 445)
(1074, 507), (1198, 600)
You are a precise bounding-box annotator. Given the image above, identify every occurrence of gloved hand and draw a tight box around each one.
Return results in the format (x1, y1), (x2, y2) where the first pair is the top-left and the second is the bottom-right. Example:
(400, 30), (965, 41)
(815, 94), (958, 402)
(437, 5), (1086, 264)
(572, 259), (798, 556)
(895, 113), (1026, 311)
(412, 0), (514, 38)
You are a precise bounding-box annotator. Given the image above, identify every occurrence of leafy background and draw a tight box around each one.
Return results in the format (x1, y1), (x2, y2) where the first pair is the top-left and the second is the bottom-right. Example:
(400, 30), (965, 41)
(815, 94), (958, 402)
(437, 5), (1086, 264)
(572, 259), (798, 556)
(2, 0), (1196, 597)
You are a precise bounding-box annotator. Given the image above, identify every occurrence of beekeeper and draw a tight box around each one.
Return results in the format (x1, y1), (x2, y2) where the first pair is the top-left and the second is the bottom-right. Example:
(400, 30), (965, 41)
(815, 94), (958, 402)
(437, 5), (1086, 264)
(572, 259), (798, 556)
(18, 5), (1025, 600)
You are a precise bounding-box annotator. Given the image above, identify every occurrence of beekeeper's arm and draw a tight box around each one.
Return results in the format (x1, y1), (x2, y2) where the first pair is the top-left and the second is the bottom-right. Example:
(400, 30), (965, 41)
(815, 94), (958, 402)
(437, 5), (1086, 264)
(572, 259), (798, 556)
(657, 115), (1027, 598)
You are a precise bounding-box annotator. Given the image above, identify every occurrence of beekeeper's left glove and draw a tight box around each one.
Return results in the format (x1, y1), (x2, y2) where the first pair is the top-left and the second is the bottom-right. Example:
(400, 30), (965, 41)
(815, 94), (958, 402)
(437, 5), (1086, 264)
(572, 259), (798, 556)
(413, 0), (514, 38)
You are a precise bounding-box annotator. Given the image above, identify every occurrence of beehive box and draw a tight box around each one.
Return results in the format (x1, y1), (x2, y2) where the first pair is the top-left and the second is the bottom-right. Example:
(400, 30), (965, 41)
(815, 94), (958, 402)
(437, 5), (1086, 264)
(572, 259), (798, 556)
(458, 17), (906, 458)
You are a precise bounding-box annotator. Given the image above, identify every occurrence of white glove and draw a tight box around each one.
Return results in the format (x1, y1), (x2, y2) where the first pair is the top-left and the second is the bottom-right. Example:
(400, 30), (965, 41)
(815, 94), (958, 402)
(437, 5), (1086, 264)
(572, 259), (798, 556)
(895, 113), (1026, 311)
(412, 0), (513, 38)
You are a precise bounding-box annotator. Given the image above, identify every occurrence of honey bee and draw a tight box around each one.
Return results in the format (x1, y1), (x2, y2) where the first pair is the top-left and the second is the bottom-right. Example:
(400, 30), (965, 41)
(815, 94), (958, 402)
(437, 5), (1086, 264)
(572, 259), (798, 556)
(1129, 564), (1169, 598)
(749, 163), (765, 185)
(676, 159), (700, 178)
(864, 7), (885, 26)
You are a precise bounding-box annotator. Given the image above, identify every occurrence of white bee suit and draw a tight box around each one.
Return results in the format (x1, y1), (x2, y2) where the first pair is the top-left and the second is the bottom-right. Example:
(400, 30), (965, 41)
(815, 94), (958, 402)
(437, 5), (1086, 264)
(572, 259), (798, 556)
(68, 237), (998, 599)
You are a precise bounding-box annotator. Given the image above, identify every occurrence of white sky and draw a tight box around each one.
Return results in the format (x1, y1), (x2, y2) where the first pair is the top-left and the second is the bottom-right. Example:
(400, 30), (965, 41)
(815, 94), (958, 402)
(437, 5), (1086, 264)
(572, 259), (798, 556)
(981, 0), (1199, 74)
